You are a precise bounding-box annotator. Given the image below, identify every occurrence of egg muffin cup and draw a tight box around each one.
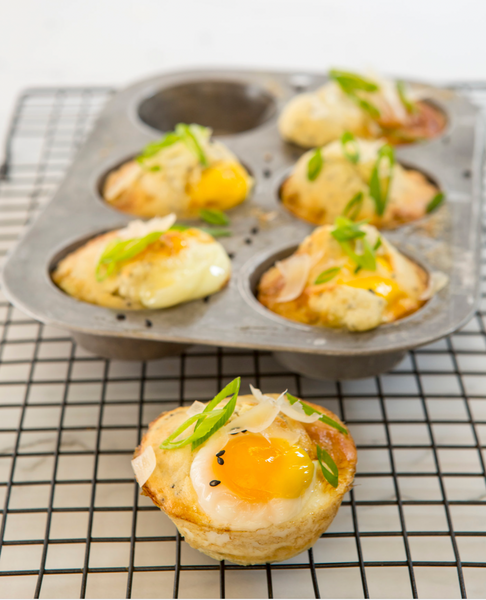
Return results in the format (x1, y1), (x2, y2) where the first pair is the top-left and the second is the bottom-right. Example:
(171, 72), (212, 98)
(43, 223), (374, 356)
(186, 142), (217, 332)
(134, 393), (357, 565)
(2, 69), (482, 380)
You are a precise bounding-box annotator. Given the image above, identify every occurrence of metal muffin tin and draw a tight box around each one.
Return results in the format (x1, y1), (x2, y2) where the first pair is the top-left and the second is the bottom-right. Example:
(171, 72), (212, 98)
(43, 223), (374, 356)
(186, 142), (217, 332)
(2, 69), (483, 379)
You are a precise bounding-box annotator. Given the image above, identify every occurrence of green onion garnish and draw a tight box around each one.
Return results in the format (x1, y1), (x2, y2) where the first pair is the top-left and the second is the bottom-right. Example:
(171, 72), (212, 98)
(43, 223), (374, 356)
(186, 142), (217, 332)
(160, 377), (241, 451)
(95, 230), (164, 282)
(329, 70), (379, 93)
(369, 144), (395, 216)
(343, 191), (364, 221)
(170, 223), (191, 231)
(136, 132), (182, 164)
(175, 123), (209, 167)
(341, 132), (360, 164)
(286, 393), (347, 435)
(200, 227), (232, 238)
(330, 70), (381, 119)
(199, 208), (230, 226)
(316, 445), (339, 488)
(331, 217), (377, 272)
(396, 80), (417, 115)
(426, 192), (445, 214)
(331, 216), (367, 242)
(136, 124), (209, 167)
(314, 267), (341, 285)
(307, 148), (323, 181)
(374, 237), (382, 251)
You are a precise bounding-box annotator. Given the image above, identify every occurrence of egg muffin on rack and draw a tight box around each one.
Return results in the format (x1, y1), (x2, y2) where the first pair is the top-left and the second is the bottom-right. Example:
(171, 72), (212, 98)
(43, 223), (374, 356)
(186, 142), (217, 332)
(280, 135), (442, 228)
(132, 378), (356, 565)
(258, 218), (447, 332)
(279, 69), (446, 148)
(52, 214), (231, 310)
(103, 124), (253, 218)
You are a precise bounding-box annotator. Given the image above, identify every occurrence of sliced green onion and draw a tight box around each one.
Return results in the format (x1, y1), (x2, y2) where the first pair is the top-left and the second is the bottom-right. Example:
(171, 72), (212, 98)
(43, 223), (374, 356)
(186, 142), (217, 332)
(200, 227), (232, 238)
(286, 393), (348, 435)
(331, 217), (367, 242)
(170, 223), (191, 231)
(314, 267), (341, 285)
(136, 124), (210, 167)
(329, 70), (379, 93)
(95, 230), (164, 282)
(396, 80), (417, 114)
(343, 191), (364, 220)
(160, 377), (241, 451)
(199, 208), (230, 226)
(316, 445), (339, 488)
(374, 237), (382, 251)
(136, 132), (182, 164)
(341, 132), (360, 164)
(340, 238), (376, 272)
(369, 144), (395, 216)
(426, 192), (445, 214)
(330, 70), (381, 119)
(354, 96), (381, 119)
(307, 148), (323, 181)
(175, 123), (208, 167)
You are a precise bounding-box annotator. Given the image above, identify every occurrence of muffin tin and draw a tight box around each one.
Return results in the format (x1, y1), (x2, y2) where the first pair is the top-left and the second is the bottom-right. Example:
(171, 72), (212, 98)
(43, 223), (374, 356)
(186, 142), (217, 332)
(1, 69), (483, 379)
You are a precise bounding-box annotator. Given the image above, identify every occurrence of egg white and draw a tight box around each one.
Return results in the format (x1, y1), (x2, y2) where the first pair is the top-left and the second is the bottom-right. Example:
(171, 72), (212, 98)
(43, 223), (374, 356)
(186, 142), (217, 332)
(190, 425), (317, 531)
(133, 236), (231, 309)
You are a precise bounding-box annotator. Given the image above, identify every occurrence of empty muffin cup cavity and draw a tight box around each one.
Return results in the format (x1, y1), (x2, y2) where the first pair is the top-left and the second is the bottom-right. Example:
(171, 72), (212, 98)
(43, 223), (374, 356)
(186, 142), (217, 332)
(137, 80), (277, 135)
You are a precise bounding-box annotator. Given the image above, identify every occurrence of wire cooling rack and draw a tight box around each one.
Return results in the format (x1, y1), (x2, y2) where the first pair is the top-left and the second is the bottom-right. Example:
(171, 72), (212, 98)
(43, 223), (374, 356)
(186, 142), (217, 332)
(0, 85), (485, 600)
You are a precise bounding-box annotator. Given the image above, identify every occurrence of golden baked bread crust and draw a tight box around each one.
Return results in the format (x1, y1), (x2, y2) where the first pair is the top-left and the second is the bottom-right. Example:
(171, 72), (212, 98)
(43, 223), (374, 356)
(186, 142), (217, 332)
(257, 225), (429, 331)
(135, 394), (356, 565)
(280, 140), (440, 229)
(52, 227), (231, 310)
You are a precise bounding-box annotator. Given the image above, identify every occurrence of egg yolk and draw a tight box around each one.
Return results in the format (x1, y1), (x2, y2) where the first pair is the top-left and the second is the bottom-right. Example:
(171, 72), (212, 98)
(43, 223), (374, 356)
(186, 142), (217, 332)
(189, 162), (249, 210)
(343, 276), (405, 305)
(213, 433), (314, 503)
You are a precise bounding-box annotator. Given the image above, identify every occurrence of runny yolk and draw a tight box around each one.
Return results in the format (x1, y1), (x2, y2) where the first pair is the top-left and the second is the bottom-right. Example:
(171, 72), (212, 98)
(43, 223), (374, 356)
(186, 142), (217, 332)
(213, 433), (314, 503)
(188, 162), (249, 209)
(342, 276), (405, 306)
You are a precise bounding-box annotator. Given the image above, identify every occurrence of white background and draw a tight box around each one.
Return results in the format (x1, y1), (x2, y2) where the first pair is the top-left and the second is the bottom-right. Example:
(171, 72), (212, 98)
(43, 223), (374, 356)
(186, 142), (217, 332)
(1, 0), (486, 144)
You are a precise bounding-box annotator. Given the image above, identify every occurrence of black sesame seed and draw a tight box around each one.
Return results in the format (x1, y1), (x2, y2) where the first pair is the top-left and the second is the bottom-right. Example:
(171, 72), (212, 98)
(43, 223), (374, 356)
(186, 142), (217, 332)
(116, 314), (126, 321)
(171, 484), (175, 489)
(242, 430), (247, 433)
(263, 169), (272, 178)
(368, 289), (376, 295)
(251, 227), (259, 235)
(217, 456), (224, 465)
(229, 430), (240, 435)
(228, 252), (235, 260)
(216, 450), (225, 457)
(245, 238), (252, 245)
(145, 319), (152, 328)
(203, 296), (210, 303)
(463, 169), (472, 179)
(209, 480), (221, 487)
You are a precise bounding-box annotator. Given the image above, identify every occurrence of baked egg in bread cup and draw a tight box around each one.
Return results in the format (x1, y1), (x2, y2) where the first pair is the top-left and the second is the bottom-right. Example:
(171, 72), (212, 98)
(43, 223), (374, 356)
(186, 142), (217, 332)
(280, 136), (443, 228)
(131, 378), (356, 565)
(257, 219), (447, 332)
(102, 124), (253, 219)
(279, 69), (446, 148)
(51, 214), (231, 310)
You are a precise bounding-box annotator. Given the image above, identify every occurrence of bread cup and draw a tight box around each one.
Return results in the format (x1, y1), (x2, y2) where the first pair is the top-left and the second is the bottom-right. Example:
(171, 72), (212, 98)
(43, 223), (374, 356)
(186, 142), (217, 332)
(280, 137), (441, 229)
(258, 219), (447, 332)
(279, 69), (446, 148)
(52, 214), (231, 310)
(132, 381), (356, 565)
(103, 124), (253, 218)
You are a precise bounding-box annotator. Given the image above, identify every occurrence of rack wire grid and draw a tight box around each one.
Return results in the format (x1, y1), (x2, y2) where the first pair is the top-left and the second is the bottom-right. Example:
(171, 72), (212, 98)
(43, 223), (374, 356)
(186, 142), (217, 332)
(0, 84), (485, 600)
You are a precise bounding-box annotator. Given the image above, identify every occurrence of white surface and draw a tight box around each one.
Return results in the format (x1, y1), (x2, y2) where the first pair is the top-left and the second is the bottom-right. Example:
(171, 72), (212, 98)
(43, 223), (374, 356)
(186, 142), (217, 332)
(1, 0), (486, 146)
